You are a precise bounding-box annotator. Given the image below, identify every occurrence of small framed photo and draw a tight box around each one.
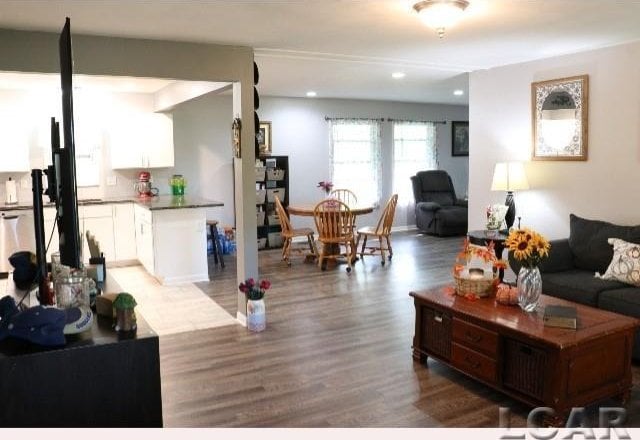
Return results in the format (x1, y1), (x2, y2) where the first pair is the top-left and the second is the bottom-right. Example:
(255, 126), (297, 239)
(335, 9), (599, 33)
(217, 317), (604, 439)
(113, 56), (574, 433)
(257, 121), (272, 156)
(451, 121), (469, 157)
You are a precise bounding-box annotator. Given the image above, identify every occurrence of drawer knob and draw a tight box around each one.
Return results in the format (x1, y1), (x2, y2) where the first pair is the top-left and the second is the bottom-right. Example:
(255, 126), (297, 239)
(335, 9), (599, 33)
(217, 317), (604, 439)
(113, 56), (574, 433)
(464, 356), (481, 369)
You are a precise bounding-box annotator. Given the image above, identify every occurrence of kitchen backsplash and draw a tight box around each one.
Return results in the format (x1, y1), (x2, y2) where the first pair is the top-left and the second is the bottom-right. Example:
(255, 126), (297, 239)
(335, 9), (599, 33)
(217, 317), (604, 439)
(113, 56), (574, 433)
(0, 168), (181, 206)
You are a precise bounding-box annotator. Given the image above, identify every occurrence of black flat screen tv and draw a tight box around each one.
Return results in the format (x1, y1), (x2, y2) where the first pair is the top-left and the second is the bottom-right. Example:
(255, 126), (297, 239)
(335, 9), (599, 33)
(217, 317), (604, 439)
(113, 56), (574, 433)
(55, 17), (82, 269)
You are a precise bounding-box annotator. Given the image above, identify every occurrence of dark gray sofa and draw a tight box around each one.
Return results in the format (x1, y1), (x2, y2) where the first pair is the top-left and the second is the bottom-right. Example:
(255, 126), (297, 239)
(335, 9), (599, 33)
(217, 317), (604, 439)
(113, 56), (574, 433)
(410, 170), (468, 236)
(510, 214), (640, 359)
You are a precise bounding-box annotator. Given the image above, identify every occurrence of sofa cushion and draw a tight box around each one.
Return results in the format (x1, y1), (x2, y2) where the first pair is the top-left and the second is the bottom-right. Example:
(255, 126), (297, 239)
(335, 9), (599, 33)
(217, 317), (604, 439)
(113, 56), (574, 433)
(598, 287), (640, 319)
(542, 269), (627, 306)
(568, 214), (640, 273)
(596, 238), (640, 286)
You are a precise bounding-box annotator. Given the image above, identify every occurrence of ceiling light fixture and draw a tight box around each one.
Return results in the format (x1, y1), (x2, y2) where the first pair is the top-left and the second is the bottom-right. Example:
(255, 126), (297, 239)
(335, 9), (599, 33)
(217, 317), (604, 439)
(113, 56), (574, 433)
(453, 89), (464, 96)
(306, 91), (317, 97)
(392, 72), (406, 79)
(412, 0), (470, 39)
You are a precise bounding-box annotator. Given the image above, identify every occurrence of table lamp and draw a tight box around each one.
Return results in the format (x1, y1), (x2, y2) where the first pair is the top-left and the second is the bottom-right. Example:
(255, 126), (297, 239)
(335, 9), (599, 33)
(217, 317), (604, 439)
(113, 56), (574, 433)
(490, 162), (529, 230)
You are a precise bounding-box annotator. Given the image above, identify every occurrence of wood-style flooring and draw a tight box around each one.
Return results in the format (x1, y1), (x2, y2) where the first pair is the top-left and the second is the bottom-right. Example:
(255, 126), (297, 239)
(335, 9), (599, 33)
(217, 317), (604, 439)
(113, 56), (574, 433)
(159, 231), (639, 427)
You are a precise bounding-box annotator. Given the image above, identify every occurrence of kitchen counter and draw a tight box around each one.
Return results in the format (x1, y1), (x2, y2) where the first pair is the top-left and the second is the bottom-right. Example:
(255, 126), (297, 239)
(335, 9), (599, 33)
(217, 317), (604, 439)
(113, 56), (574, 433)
(0, 195), (223, 212)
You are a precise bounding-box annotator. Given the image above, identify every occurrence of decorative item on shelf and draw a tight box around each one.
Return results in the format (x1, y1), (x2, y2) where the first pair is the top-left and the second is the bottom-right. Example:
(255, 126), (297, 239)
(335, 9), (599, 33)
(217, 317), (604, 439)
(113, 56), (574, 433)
(317, 180), (333, 196)
(491, 162), (530, 230)
(505, 228), (550, 312)
(113, 292), (137, 332)
(239, 278), (271, 332)
(452, 238), (505, 299)
(495, 283), (519, 306)
(486, 204), (508, 231)
(170, 174), (186, 196)
(231, 117), (242, 159)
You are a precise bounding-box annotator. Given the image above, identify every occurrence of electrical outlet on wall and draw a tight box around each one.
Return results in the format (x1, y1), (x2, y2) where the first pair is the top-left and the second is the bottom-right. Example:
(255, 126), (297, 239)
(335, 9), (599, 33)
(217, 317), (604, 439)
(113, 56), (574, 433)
(106, 175), (117, 186)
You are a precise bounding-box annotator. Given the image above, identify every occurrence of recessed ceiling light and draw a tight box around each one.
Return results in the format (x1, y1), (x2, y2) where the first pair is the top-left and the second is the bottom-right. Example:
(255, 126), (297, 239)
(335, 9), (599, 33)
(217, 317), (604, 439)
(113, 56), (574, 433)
(453, 89), (464, 96)
(392, 72), (406, 79)
(306, 91), (317, 97)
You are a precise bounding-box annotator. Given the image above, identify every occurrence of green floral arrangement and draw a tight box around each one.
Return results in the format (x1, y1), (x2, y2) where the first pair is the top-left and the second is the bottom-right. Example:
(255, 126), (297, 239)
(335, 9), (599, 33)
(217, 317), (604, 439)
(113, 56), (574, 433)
(113, 292), (137, 310)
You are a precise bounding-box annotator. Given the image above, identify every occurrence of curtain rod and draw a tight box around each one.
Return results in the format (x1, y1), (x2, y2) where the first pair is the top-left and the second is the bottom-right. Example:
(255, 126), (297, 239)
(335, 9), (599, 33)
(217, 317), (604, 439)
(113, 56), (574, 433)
(324, 116), (447, 124)
(324, 117), (385, 122)
(386, 118), (447, 124)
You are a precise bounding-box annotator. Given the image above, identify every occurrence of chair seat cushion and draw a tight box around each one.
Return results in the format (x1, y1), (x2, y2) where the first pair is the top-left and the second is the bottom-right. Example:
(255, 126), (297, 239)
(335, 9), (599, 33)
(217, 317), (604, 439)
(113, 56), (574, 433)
(542, 269), (628, 306)
(357, 226), (381, 235)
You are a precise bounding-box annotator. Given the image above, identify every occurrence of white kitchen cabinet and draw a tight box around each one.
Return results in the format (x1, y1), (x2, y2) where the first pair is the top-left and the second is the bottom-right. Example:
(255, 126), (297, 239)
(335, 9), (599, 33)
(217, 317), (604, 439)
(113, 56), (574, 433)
(43, 207), (59, 262)
(134, 204), (155, 274)
(110, 113), (174, 170)
(133, 204), (208, 285)
(79, 205), (115, 264)
(112, 203), (137, 261)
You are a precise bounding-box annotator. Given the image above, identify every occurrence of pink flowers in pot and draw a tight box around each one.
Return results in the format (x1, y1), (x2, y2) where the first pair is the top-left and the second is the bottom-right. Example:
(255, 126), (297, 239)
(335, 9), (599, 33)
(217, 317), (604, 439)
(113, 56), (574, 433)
(317, 181), (333, 194)
(238, 278), (271, 300)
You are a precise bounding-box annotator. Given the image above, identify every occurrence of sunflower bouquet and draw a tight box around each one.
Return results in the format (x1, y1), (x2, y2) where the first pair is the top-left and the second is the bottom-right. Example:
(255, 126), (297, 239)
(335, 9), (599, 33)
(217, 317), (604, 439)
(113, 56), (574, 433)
(505, 228), (551, 268)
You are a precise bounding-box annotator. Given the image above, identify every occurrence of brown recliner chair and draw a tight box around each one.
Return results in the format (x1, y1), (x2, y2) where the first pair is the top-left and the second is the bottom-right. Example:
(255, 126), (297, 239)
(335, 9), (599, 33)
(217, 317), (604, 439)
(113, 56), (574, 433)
(411, 170), (468, 236)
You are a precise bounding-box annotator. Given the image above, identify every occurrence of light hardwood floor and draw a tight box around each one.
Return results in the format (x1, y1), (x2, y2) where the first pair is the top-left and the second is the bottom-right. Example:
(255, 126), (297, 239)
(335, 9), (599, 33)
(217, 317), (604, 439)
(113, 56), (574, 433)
(159, 231), (639, 427)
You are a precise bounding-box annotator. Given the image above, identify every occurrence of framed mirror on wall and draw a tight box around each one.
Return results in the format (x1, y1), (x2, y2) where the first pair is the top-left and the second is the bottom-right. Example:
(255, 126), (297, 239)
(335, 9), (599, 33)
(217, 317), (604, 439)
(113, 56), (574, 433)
(531, 75), (588, 161)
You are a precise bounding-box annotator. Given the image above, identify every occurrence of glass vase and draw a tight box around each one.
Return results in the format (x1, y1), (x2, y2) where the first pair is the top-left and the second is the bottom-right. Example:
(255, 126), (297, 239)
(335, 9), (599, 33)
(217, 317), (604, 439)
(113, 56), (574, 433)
(247, 298), (266, 332)
(517, 266), (542, 312)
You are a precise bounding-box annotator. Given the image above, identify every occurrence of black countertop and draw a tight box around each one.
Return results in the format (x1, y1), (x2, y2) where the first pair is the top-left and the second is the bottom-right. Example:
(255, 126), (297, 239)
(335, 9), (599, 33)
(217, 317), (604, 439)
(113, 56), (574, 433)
(0, 195), (223, 212)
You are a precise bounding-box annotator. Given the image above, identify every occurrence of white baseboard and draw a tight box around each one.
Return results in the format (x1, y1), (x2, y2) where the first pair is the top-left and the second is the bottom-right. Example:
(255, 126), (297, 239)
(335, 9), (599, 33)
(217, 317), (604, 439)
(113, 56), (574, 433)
(156, 273), (210, 285)
(391, 225), (418, 232)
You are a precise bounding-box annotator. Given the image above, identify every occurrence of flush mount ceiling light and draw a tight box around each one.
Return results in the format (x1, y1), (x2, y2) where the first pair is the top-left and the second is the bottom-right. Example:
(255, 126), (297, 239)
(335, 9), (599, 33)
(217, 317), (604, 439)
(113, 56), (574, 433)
(412, 0), (470, 39)
(306, 91), (317, 97)
(453, 89), (464, 96)
(392, 72), (406, 79)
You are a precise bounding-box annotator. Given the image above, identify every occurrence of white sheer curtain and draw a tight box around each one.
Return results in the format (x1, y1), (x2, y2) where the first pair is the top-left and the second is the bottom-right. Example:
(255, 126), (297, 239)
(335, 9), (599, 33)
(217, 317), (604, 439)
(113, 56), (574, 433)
(392, 121), (437, 206)
(329, 119), (382, 207)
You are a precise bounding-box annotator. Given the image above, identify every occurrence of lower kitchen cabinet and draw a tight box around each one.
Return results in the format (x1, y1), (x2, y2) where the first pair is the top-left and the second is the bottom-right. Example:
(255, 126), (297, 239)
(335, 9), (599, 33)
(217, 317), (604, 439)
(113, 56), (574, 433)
(133, 205), (209, 285)
(113, 203), (137, 261)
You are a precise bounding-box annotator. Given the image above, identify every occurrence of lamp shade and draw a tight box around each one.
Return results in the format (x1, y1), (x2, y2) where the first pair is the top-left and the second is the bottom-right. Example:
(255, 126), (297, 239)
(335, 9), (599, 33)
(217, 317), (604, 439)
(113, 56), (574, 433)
(491, 162), (530, 192)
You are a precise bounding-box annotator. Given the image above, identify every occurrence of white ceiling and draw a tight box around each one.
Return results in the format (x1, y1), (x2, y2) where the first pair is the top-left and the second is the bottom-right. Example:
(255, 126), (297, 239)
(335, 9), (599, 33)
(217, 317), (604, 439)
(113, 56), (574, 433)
(1, 0), (640, 104)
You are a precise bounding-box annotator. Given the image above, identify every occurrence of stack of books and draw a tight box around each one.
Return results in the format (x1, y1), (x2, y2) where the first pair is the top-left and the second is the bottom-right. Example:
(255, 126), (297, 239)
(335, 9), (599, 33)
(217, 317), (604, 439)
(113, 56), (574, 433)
(543, 305), (578, 329)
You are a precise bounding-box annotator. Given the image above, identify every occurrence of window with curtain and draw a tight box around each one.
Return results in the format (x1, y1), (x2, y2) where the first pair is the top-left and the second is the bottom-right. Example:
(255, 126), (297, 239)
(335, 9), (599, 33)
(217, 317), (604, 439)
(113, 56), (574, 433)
(392, 121), (437, 205)
(329, 119), (382, 206)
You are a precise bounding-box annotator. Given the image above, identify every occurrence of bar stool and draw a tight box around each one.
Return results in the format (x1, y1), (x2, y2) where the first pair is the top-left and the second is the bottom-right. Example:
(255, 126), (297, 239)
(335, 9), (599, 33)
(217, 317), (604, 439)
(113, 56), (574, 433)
(206, 220), (225, 268)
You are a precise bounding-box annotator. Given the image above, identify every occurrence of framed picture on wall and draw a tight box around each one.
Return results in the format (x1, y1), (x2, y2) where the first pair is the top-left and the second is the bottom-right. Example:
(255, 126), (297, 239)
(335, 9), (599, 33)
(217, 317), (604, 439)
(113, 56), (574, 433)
(451, 121), (469, 156)
(257, 121), (272, 155)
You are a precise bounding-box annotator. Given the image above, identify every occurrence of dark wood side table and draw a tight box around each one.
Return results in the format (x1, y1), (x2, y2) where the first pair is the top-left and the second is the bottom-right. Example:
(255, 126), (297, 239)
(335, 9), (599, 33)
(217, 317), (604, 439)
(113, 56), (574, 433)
(467, 229), (509, 281)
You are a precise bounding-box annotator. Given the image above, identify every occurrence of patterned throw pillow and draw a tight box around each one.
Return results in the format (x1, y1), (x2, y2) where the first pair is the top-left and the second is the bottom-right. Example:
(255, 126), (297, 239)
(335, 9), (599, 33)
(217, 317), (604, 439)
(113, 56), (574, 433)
(596, 238), (640, 286)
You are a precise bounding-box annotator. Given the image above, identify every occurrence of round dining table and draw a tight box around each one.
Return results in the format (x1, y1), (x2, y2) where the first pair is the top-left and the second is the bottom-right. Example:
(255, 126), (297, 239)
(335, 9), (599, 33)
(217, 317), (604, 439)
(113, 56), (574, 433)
(287, 204), (374, 217)
(287, 203), (374, 269)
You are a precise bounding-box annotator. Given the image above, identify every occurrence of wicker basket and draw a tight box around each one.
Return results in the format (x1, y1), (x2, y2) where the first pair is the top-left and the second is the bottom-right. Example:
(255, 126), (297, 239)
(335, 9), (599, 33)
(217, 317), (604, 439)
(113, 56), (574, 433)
(453, 272), (498, 297)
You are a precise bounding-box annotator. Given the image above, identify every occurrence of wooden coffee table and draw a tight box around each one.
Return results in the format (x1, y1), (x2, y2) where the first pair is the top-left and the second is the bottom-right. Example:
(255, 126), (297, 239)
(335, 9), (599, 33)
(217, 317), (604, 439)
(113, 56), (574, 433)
(410, 285), (639, 426)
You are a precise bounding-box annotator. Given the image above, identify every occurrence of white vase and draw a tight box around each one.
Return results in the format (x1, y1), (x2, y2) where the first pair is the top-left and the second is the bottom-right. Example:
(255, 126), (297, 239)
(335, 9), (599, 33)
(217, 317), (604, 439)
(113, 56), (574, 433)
(247, 298), (266, 332)
(517, 266), (542, 312)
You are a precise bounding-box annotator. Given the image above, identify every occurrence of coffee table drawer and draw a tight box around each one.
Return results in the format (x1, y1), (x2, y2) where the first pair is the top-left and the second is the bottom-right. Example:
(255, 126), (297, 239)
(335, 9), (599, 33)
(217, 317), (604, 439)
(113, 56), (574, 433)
(453, 318), (498, 357)
(452, 342), (497, 384)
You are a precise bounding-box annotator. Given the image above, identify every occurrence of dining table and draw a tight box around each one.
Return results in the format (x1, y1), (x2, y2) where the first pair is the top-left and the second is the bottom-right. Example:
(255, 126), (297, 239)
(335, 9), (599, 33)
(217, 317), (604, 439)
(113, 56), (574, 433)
(287, 202), (374, 269)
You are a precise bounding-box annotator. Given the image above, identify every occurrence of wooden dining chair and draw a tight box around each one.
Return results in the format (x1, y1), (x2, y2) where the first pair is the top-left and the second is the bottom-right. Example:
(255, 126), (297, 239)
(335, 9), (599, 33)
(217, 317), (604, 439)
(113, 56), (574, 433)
(329, 188), (358, 207)
(355, 194), (398, 266)
(274, 196), (317, 266)
(313, 199), (357, 273)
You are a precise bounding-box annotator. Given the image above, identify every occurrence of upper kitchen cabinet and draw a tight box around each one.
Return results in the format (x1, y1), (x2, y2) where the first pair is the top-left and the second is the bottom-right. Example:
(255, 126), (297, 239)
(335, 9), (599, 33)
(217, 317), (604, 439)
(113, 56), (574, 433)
(0, 115), (30, 172)
(110, 112), (174, 169)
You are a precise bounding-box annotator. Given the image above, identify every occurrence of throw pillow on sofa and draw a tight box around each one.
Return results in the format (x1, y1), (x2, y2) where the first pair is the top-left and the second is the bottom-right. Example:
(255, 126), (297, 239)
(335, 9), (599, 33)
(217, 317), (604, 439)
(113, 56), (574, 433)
(596, 238), (640, 287)
(568, 214), (640, 273)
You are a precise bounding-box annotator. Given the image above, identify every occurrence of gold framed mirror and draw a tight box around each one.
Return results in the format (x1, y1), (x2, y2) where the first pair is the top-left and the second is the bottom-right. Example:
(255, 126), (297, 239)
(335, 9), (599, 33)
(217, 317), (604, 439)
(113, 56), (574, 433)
(531, 75), (588, 161)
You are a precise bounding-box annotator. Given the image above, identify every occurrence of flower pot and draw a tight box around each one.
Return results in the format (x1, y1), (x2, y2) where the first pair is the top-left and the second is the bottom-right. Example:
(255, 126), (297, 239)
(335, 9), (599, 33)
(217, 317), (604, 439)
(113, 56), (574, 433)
(517, 266), (542, 312)
(247, 298), (266, 332)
